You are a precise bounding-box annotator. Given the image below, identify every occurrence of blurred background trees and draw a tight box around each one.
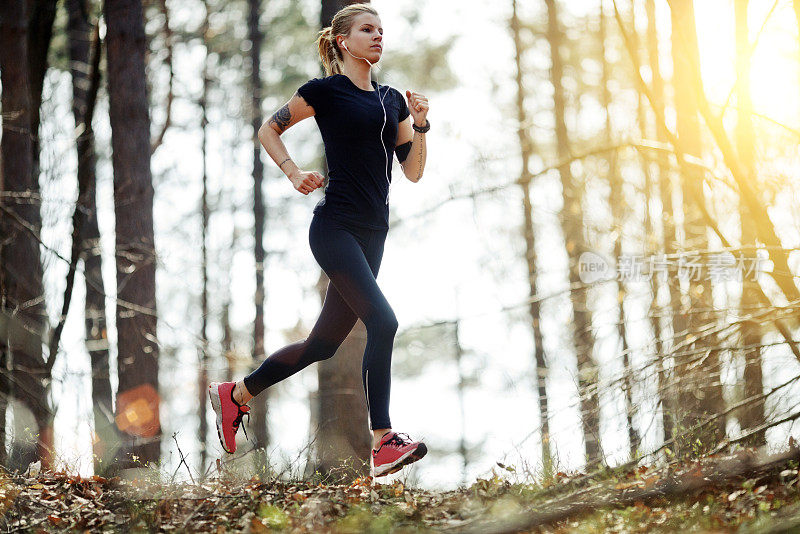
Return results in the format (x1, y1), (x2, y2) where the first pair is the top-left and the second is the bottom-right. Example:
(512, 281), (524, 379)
(2, 0), (800, 489)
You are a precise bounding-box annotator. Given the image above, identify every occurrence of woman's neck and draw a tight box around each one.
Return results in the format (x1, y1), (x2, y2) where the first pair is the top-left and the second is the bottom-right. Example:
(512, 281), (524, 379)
(341, 60), (373, 91)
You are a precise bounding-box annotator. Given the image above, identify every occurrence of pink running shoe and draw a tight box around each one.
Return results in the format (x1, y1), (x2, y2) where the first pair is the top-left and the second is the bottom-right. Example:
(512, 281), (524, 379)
(208, 381), (250, 454)
(371, 431), (427, 477)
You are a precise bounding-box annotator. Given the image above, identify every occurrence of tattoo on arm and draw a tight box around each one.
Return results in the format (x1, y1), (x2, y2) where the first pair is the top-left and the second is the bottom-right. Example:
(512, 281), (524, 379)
(416, 135), (424, 181)
(268, 103), (292, 133)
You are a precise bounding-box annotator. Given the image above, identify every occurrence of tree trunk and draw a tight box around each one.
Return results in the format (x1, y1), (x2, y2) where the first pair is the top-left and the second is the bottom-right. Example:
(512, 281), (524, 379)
(313, 0), (373, 482)
(544, 0), (602, 468)
(66, 0), (115, 474)
(645, 0), (679, 447)
(221, 225), (237, 384)
(222, 303), (233, 383)
(734, 0), (765, 446)
(27, 0), (57, 198)
(248, 0), (270, 450)
(0, 349), (5, 467)
(25, 0), (57, 471)
(633, 0), (664, 454)
(602, 0), (638, 459)
(667, 0), (725, 454)
(510, 0), (552, 474)
(453, 320), (470, 485)
(198, 0), (211, 471)
(105, 0), (161, 468)
(0, 0), (54, 471)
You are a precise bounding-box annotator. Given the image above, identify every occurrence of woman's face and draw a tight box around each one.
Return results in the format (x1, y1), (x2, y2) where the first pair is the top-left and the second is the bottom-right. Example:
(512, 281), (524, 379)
(342, 13), (383, 62)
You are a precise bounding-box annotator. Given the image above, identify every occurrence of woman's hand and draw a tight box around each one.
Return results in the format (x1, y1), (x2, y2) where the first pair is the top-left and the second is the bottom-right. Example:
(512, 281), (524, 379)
(405, 90), (429, 126)
(289, 169), (324, 195)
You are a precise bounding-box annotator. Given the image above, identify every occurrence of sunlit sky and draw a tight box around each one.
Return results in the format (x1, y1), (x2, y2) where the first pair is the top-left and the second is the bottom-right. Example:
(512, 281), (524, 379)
(15, 0), (800, 490)
(695, 1), (800, 121)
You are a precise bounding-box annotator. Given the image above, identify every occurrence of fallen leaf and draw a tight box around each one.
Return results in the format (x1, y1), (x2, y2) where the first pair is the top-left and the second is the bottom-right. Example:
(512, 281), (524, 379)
(728, 490), (746, 502)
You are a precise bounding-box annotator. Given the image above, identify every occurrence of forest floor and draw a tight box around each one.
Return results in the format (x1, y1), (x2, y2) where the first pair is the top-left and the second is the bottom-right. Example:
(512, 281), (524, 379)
(3, 445), (800, 533)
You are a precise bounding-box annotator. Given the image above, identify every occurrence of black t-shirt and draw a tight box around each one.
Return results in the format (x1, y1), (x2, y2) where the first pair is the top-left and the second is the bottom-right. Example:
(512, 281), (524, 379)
(297, 73), (411, 230)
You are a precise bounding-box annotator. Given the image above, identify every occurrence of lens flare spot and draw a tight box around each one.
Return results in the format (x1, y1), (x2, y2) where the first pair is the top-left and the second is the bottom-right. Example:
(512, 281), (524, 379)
(115, 384), (160, 438)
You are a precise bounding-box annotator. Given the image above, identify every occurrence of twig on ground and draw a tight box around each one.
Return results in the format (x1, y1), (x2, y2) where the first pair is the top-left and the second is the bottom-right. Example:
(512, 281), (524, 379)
(172, 432), (196, 485)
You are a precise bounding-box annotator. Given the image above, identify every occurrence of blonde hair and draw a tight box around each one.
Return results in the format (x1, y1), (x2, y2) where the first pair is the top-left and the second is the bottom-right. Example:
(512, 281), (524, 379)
(315, 3), (379, 76)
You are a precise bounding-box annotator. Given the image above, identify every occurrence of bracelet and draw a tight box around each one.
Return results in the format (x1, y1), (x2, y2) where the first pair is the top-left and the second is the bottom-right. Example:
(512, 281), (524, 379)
(412, 119), (430, 133)
(278, 157), (291, 168)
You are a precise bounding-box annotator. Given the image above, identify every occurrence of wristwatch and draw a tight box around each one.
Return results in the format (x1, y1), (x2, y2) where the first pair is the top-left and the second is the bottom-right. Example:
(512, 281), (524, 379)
(412, 119), (430, 133)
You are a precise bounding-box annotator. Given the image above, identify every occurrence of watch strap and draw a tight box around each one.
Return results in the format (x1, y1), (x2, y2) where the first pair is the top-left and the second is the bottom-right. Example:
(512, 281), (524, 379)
(412, 119), (430, 133)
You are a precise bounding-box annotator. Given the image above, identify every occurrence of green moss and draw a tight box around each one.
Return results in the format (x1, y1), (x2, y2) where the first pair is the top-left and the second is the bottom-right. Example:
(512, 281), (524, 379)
(257, 503), (289, 529)
(334, 503), (409, 534)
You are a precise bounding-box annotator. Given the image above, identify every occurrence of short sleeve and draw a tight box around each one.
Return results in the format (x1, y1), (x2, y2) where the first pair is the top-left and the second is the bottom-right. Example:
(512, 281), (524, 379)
(395, 88), (410, 122)
(297, 77), (328, 116)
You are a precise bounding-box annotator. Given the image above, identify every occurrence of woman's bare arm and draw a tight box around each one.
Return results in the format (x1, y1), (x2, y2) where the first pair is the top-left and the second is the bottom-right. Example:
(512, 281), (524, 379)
(396, 115), (427, 183)
(258, 92), (313, 178)
(258, 93), (324, 194)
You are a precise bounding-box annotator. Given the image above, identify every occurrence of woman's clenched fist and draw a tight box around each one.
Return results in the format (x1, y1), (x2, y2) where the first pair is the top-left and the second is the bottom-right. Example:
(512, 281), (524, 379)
(289, 170), (324, 195)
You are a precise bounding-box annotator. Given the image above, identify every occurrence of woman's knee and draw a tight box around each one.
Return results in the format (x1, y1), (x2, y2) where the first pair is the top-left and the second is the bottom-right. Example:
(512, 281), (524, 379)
(365, 308), (398, 338)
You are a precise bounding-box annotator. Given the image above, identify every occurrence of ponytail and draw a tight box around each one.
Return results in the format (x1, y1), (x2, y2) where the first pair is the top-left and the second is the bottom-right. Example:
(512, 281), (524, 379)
(316, 26), (343, 76)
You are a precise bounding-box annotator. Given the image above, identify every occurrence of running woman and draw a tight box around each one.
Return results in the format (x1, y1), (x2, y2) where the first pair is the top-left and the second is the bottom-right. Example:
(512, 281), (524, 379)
(209, 3), (430, 478)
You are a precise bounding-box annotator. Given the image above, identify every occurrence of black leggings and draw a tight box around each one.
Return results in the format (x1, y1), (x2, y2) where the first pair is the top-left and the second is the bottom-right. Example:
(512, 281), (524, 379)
(243, 212), (397, 430)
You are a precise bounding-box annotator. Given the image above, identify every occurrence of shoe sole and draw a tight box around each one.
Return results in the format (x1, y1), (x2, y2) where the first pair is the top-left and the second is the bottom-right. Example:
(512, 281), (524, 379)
(373, 443), (427, 477)
(208, 383), (234, 454)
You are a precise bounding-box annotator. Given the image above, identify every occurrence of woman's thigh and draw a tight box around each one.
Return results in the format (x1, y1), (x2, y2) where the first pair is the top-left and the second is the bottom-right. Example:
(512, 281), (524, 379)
(307, 278), (358, 349)
(309, 215), (392, 325)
